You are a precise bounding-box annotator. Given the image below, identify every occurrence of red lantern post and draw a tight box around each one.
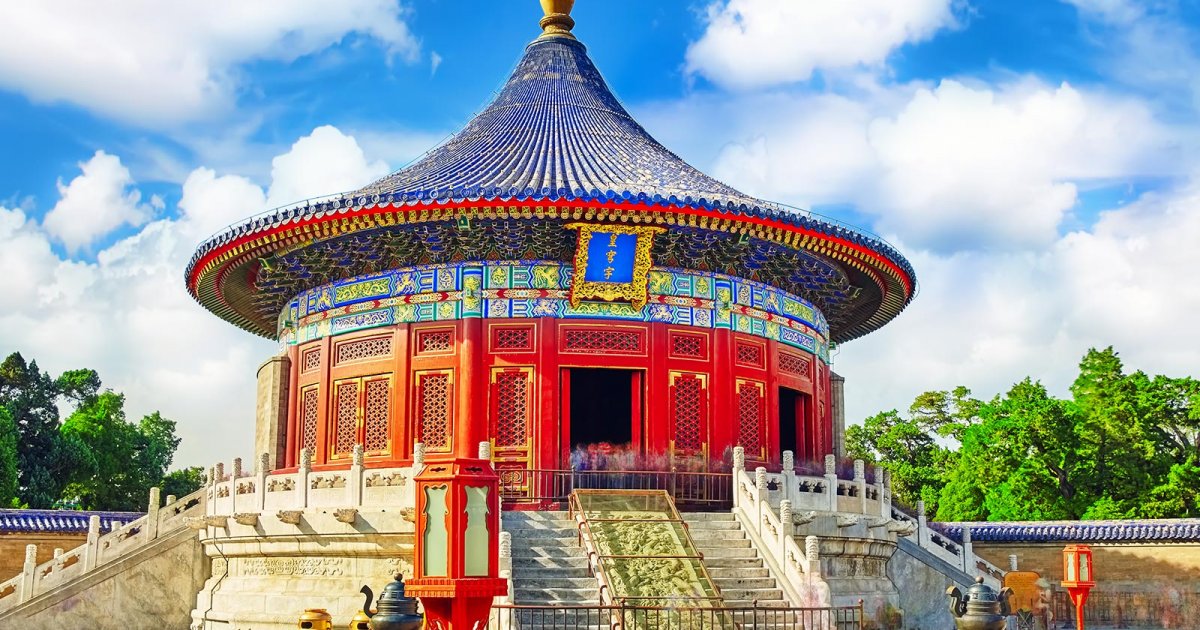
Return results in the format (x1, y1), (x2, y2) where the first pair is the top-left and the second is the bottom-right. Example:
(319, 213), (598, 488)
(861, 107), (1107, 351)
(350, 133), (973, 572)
(1061, 544), (1095, 630)
(408, 458), (508, 629)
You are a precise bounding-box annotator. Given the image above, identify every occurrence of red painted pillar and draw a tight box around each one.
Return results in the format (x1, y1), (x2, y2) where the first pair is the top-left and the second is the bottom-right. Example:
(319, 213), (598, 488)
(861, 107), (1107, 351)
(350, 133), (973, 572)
(283, 344), (299, 469)
(457, 318), (487, 459)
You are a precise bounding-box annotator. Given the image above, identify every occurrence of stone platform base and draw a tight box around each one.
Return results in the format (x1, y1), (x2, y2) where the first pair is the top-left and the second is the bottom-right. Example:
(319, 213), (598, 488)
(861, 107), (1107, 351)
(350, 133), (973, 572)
(190, 507), (415, 630)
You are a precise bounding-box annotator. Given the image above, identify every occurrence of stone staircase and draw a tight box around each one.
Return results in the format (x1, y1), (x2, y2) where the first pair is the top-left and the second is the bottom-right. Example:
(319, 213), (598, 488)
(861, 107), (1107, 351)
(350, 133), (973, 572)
(682, 512), (789, 608)
(504, 511), (602, 604)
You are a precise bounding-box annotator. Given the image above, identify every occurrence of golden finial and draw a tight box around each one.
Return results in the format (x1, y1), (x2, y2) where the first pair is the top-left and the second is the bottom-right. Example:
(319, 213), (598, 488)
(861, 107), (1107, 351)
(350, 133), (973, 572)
(539, 0), (576, 39)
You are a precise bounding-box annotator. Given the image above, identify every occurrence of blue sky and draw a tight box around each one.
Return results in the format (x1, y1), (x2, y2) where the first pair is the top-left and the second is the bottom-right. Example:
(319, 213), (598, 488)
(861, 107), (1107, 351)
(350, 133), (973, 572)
(1, 0), (1198, 468)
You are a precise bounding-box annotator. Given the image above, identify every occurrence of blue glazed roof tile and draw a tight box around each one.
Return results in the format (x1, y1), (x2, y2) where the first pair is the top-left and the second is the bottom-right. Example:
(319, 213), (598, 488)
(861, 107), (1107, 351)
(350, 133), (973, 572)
(930, 519), (1200, 544)
(0, 509), (142, 535)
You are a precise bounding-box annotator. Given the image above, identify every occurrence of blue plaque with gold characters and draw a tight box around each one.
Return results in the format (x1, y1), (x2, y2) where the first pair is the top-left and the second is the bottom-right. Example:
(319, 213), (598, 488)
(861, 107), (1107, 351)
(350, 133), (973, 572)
(566, 223), (665, 309)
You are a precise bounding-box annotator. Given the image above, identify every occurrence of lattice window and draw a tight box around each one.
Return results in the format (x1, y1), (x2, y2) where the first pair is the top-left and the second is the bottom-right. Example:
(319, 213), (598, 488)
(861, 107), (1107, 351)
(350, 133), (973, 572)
(417, 372), (453, 452)
(736, 381), (765, 456)
(333, 380), (359, 457)
(670, 334), (704, 359)
(562, 329), (641, 354)
(300, 386), (319, 456)
(779, 352), (811, 377)
(671, 374), (705, 453)
(494, 327), (533, 351)
(494, 370), (530, 447)
(417, 330), (454, 354)
(301, 348), (321, 373)
(363, 378), (390, 453)
(735, 342), (764, 368)
(335, 336), (392, 364)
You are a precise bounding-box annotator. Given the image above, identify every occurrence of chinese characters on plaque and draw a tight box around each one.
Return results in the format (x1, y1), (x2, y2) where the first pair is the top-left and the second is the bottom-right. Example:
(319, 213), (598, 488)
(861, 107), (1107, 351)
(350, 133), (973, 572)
(566, 223), (665, 309)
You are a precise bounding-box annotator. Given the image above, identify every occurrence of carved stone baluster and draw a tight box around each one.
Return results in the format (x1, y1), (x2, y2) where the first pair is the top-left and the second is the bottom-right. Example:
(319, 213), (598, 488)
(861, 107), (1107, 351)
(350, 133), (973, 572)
(824, 454), (838, 512)
(349, 445), (365, 506)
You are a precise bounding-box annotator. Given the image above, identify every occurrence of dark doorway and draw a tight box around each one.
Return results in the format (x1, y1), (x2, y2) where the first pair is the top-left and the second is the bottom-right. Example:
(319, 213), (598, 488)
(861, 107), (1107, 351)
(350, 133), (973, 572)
(778, 387), (801, 458)
(567, 368), (637, 447)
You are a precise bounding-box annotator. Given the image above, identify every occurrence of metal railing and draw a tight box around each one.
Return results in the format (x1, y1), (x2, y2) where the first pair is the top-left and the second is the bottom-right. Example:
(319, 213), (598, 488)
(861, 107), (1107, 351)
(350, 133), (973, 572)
(488, 602), (865, 629)
(1051, 590), (1200, 628)
(501, 469), (733, 510)
(568, 489), (724, 608)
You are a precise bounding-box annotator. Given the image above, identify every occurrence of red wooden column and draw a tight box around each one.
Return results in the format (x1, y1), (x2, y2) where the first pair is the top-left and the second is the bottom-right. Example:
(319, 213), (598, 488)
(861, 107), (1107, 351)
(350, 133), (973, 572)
(456, 318), (487, 459)
(283, 344), (300, 469)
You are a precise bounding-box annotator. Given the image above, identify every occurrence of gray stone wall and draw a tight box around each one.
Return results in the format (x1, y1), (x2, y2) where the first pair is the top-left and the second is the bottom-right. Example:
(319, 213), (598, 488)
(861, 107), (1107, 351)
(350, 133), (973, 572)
(888, 539), (961, 630)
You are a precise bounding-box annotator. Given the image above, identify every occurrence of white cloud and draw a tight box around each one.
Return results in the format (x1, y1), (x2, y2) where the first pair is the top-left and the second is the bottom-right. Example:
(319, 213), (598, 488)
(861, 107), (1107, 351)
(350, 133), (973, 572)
(864, 80), (1168, 249)
(648, 79), (1172, 251)
(0, 1), (420, 126)
(0, 126), (392, 468)
(41, 151), (156, 252)
(686, 0), (958, 89)
(265, 125), (391, 210)
(838, 177), (1200, 425)
(431, 51), (443, 76)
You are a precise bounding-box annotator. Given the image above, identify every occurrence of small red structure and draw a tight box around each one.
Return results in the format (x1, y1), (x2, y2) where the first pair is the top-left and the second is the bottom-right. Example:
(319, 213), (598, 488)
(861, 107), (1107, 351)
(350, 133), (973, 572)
(1061, 544), (1095, 630)
(407, 458), (507, 629)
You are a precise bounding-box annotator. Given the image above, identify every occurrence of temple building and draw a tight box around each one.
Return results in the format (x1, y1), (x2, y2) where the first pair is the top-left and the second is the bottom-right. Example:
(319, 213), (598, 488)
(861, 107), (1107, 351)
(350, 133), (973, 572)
(184, 2), (915, 481)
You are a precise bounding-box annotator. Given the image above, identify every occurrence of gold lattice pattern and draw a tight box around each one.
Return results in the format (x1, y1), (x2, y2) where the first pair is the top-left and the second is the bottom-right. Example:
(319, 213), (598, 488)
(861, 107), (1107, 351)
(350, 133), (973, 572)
(494, 327), (532, 351)
(563, 329), (640, 354)
(302, 348), (321, 373)
(419, 330), (454, 353)
(364, 378), (390, 453)
(494, 371), (529, 447)
(736, 382), (764, 454)
(335, 336), (392, 364)
(779, 352), (811, 377)
(672, 376), (704, 452)
(670, 334), (704, 358)
(334, 381), (359, 456)
(735, 343), (764, 367)
(301, 387), (319, 454)
(419, 373), (452, 452)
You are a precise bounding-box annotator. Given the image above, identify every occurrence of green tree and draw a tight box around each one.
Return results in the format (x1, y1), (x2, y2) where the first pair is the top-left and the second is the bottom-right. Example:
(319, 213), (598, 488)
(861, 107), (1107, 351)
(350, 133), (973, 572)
(60, 392), (182, 511)
(159, 467), (206, 500)
(0, 407), (18, 507)
(0, 353), (96, 507)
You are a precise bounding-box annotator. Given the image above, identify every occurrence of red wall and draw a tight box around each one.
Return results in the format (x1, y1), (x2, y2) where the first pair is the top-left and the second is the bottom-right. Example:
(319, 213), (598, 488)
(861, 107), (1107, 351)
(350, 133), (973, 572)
(282, 318), (832, 474)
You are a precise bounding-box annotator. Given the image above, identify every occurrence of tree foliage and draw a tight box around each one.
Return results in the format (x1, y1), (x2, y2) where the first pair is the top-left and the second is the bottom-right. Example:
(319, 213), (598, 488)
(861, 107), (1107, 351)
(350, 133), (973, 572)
(853, 348), (1200, 522)
(0, 352), (193, 510)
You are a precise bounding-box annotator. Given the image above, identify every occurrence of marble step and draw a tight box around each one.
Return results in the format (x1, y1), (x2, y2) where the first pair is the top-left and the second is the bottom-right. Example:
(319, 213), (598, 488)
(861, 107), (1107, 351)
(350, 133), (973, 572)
(706, 566), (769, 579)
(712, 576), (777, 590)
(687, 528), (747, 541)
(690, 546), (757, 559)
(514, 586), (602, 602)
(698, 556), (766, 568)
(512, 555), (590, 570)
(510, 545), (586, 559)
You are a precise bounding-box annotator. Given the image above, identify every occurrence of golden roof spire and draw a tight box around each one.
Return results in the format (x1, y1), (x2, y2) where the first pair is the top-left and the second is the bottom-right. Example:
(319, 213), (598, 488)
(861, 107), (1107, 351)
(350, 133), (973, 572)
(539, 0), (576, 40)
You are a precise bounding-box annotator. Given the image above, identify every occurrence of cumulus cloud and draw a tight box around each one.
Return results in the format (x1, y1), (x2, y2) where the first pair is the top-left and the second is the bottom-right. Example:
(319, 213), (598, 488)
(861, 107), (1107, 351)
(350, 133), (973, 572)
(649, 79), (1172, 251)
(686, 0), (958, 89)
(837, 177), (1200, 425)
(41, 151), (158, 252)
(0, 126), (391, 468)
(0, 1), (420, 126)
(265, 125), (391, 210)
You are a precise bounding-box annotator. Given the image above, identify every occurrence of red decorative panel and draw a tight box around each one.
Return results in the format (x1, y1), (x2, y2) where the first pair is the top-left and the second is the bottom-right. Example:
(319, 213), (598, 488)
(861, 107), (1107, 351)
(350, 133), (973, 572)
(736, 380), (765, 457)
(417, 372), (453, 452)
(735, 342), (764, 368)
(562, 329), (641, 354)
(670, 333), (705, 359)
(300, 386), (319, 455)
(363, 378), (390, 453)
(301, 348), (321, 373)
(779, 352), (812, 378)
(493, 327), (533, 351)
(333, 380), (359, 456)
(417, 329), (454, 354)
(335, 336), (392, 364)
(494, 370), (530, 447)
(671, 373), (705, 453)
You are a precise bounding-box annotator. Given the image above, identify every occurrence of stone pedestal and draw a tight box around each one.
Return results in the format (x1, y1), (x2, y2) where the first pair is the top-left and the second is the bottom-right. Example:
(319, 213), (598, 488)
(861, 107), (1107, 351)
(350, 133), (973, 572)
(793, 514), (900, 617)
(190, 508), (415, 630)
(254, 354), (290, 472)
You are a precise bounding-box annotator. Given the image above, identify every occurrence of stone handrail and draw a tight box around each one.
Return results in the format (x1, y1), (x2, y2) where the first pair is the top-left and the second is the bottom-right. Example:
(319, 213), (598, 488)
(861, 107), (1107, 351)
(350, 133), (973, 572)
(731, 448), (827, 608)
(740, 450), (1004, 589)
(202, 445), (419, 522)
(0, 486), (207, 614)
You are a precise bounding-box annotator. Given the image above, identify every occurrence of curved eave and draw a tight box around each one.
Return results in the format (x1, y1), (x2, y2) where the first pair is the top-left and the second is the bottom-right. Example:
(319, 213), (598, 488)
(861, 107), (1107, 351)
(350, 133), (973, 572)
(186, 198), (916, 342)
